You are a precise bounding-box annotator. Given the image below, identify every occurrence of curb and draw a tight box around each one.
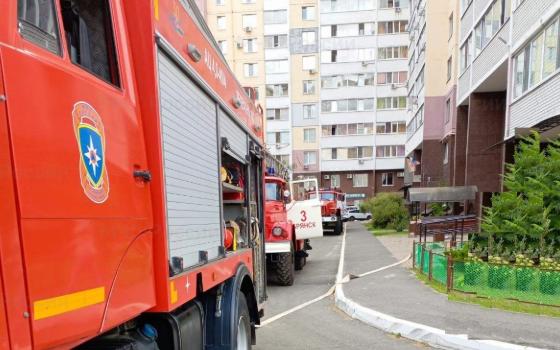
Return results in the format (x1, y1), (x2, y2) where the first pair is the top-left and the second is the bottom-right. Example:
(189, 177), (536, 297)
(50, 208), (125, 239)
(334, 226), (547, 350)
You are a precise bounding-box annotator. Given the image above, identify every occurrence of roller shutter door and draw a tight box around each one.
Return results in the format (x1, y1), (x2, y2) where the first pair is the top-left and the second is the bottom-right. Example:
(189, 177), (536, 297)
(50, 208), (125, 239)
(219, 109), (248, 161)
(157, 51), (222, 269)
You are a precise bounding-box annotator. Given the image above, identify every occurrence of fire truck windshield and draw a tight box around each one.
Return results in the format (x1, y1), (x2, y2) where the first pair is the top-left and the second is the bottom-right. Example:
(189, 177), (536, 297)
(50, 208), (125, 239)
(320, 193), (335, 201)
(266, 182), (282, 201)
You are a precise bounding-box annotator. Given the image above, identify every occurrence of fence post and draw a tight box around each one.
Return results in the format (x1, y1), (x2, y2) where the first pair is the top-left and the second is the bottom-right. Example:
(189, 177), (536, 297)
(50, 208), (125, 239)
(446, 255), (453, 292)
(412, 242), (416, 268)
(428, 250), (433, 280)
(420, 244), (424, 274)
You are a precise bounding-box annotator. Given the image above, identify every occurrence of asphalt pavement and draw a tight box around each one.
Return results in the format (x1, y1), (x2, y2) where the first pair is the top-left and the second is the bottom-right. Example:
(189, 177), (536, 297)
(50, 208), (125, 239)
(342, 222), (560, 350)
(254, 230), (429, 350)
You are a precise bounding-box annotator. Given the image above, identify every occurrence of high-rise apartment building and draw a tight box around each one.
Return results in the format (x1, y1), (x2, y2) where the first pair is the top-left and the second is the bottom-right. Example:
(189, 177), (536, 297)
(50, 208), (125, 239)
(318, 0), (409, 203)
(206, 0), (410, 205)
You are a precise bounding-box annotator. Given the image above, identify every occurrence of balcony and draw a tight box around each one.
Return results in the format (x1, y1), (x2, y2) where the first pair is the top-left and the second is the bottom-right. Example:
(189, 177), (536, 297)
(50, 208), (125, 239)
(321, 159), (374, 172)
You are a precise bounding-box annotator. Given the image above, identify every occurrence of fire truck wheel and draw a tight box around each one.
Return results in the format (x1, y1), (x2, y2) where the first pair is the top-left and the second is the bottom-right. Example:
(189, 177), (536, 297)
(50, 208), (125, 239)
(235, 293), (252, 350)
(333, 218), (343, 235)
(275, 244), (295, 286)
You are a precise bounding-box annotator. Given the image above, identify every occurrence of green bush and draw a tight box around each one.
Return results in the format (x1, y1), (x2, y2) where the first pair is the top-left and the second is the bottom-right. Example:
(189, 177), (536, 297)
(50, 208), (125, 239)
(363, 193), (408, 231)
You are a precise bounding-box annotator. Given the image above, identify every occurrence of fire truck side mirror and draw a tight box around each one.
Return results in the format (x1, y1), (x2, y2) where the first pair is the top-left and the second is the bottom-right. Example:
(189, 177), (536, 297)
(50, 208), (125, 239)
(283, 190), (291, 201)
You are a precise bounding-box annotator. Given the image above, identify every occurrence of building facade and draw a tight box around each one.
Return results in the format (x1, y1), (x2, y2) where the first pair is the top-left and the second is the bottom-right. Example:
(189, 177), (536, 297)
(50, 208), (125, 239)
(405, 0), (461, 190)
(206, 0), (410, 205)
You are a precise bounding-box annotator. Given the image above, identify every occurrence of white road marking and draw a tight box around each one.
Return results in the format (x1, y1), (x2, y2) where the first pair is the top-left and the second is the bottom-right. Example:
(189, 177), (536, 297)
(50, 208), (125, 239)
(259, 223), (409, 327)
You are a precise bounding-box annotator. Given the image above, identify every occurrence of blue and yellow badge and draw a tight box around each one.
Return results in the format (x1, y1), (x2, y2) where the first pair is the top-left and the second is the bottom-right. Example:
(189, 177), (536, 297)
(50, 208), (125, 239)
(72, 102), (109, 203)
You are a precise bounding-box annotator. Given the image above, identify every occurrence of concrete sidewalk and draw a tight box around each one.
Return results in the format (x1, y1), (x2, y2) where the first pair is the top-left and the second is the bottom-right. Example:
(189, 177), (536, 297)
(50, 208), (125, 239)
(342, 222), (560, 350)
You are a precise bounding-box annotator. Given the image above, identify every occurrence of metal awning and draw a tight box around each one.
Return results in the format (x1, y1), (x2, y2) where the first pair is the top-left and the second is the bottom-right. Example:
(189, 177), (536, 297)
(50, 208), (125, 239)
(407, 186), (478, 203)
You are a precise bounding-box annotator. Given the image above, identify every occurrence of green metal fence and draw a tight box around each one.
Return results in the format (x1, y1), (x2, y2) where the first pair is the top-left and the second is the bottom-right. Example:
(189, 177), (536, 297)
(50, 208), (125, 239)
(413, 242), (560, 307)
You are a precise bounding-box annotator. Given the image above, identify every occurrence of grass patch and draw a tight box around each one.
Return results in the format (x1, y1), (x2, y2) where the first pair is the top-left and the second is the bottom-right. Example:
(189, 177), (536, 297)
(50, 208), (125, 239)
(413, 269), (560, 318)
(368, 227), (408, 237)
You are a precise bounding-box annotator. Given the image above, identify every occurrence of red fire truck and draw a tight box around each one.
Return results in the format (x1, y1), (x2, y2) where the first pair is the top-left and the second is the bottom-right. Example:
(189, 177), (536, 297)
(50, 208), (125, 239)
(263, 156), (321, 286)
(314, 189), (346, 235)
(0, 0), (267, 349)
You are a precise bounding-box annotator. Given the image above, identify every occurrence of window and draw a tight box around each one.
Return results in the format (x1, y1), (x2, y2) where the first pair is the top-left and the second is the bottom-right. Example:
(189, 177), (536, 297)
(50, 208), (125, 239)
(216, 0), (225, 5)
(543, 19), (559, 79)
(241, 0), (255, 3)
(376, 145), (405, 157)
(376, 122), (405, 134)
(217, 16), (226, 30)
(445, 99), (451, 124)
(302, 56), (316, 70)
(447, 57), (452, 82)
(320, 0), (374, 12)
(266, 108), (289, 120)
(331, 148), (338, 160)
(265, 35), (288, 48)
(303, 104), (316, 119)
(321, 48), (375, 63)
(218, 40), (228, 55)
(449, 13), (454, 39)
(303, 128), (316, 143)
(529, 32), (544, 87)
(244, 63), (258, 77)
(267, 131), (290, 145)
(265, 60), (289, 74)
(18, 0), (61, 55)
(321, 99), (375, 112)
(264, 10), (287, 24)
(322, 124), (348, 136)
(347, 123), (374, 135)
(302, 31), (317, 45)
(378, 46), (408, 59)
(379, 0), (409, 8)
(353, 174), (368, 188)
(460, 34), (473, 72)
(244, 86), (259, 100)
(243, 38), (257, 53)
(330, 175), (340, 188)
(242, 14), (257, 28)
(376, 97), (407, 110)
(474, 0), (510, 56)
(443, 143), (449, 165)
(266, 84), (288, 97)
(60, 0), (120, 86)
(513, 17), (560, 98)
(381, 173), (394, 186)
(278, 154), (290, 165)
(376, 71), (407, 84)
(303, 151), (317, 165)
(302, 6), (315, 20)
(348, 146), (373, 159)
(303, 80), (316, 94)
(377, 20), (408, 34)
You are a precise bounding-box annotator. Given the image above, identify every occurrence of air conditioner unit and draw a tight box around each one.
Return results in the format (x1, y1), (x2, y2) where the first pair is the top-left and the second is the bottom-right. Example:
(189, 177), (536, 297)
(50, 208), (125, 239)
(395, 7), (401, 13)
(303, 165), (309, 170)
(358, 159), (365, 164)
(346, 174), (353, 179)
(397, 172), (405, 177)
(236, 41), (243, 49)
(391, 83), (398, 89)
(309, 69), (317, 74)
(324, 175), (330, 180)
(244, 26), (253, 33)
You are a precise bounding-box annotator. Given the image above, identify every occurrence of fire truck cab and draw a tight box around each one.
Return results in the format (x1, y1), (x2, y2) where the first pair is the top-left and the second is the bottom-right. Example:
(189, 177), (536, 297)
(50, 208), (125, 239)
(0, 0), (266, 349)
(312, 189), (346, 235)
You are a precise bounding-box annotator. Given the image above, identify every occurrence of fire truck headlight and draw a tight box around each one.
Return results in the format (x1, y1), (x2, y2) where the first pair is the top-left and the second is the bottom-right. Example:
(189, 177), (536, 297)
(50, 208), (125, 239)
(272, 227), (283, 236)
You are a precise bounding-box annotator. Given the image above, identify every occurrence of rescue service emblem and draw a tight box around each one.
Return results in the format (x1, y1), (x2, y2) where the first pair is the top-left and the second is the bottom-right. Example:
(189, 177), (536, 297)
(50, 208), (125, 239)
(72, 102), (109, 203)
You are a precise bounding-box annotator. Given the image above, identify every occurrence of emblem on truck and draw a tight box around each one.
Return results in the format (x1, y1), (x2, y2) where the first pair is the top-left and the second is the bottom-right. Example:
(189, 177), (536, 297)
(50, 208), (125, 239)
(72, 102), (110, 203)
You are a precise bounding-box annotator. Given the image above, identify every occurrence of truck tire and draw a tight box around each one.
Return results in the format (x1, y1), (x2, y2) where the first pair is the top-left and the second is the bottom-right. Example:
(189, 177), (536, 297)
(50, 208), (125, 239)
(333, 218), (343, 235)
(235, 293), (251, 350)
(276, 244), (295, 286)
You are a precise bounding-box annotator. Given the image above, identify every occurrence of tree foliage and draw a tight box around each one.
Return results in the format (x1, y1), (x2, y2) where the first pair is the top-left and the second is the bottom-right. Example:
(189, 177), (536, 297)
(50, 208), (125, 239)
(362, 193), (409, 231)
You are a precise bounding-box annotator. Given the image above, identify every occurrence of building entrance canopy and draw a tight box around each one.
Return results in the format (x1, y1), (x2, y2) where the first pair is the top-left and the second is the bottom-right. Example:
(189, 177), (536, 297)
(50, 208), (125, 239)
(407, 186), (478, 203)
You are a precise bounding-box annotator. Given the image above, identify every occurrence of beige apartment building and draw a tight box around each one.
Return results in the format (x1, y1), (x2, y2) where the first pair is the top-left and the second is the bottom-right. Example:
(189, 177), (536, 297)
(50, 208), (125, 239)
(206, 0), (266, 108)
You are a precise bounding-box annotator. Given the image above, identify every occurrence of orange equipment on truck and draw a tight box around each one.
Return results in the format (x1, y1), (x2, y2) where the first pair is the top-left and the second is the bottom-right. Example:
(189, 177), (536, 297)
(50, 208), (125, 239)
(0, 0), (267, 349)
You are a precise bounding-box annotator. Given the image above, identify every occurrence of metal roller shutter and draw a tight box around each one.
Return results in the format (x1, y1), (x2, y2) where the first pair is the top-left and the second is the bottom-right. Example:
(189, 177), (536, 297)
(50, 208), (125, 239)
(219, 109), (248, 161)
(157, 51), (222, 269)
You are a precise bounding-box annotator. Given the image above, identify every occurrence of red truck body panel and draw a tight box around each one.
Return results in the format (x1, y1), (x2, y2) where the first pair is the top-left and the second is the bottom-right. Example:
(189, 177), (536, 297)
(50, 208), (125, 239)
(0, 0), (263, 348)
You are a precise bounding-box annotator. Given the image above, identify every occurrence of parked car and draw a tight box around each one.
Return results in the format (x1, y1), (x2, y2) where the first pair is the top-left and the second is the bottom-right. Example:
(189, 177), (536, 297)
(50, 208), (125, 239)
(343, 208), (372, 221)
